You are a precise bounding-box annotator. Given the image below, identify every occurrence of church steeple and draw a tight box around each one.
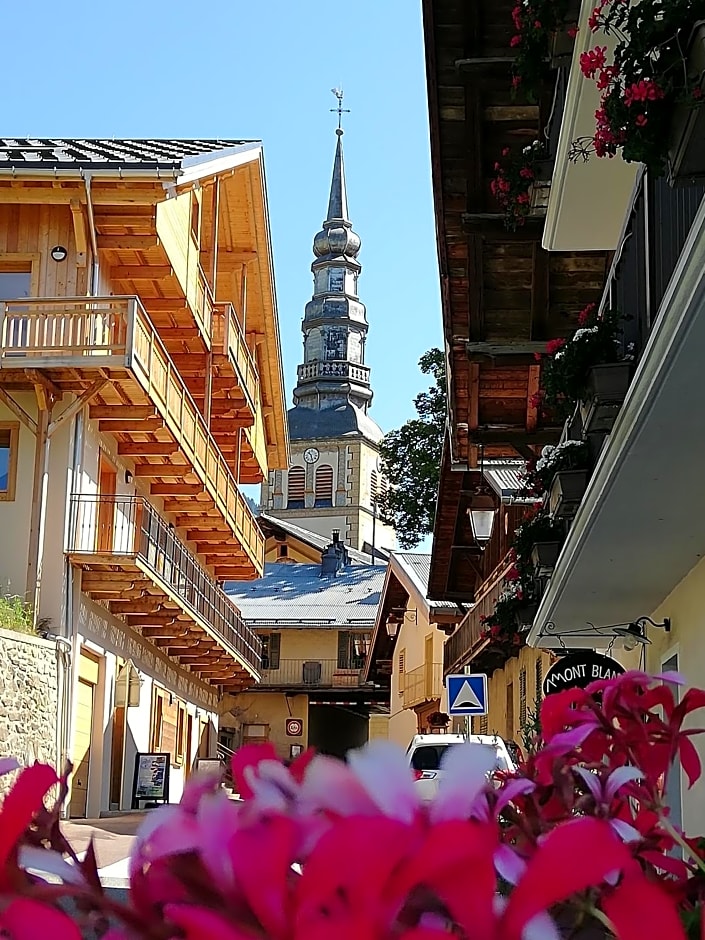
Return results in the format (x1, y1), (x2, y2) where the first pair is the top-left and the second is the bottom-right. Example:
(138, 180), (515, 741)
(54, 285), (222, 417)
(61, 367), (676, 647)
(292, 126), (372, 415)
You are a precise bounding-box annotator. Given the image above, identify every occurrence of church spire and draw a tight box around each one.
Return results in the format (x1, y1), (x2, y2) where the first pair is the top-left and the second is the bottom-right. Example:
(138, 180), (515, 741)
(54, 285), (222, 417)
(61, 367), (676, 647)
(291, 116), (373, 416)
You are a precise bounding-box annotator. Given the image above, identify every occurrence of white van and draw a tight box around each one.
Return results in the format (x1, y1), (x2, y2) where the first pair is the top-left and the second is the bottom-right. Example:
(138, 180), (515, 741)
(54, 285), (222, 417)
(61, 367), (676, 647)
(406, 733), (516, 802)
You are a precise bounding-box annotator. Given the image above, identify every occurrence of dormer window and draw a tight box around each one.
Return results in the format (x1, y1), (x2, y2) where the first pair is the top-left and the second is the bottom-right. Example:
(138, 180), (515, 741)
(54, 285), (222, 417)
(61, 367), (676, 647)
(328, 268), (344, 292)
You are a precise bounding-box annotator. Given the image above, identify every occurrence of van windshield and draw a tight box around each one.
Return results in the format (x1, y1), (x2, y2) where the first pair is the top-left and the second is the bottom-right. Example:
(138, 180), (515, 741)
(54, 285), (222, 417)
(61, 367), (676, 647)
(410, 743), (510, 773)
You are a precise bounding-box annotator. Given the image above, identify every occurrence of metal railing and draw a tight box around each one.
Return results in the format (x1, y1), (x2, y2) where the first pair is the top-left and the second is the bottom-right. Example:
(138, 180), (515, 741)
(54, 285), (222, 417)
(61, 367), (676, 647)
(259, 658), (365, 688)
(402, 662), (444, 709)
(0, 296), (264, 573)
(297, 360), (370, 383)
(69, 493), (262, 673)
(211, 302), (259, 413)
(444, 556), (516, 676)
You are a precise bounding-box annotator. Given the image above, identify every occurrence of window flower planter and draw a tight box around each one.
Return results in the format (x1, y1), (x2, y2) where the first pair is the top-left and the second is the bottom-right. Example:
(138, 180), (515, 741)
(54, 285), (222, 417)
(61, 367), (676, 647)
(548, 469), (589, 519)
(579, 362), (632, 434)
(669, 21), (705, 182)
(530, 540), (562, 578)
(515, 601), (539, 633)
(565, 403), (583, 442)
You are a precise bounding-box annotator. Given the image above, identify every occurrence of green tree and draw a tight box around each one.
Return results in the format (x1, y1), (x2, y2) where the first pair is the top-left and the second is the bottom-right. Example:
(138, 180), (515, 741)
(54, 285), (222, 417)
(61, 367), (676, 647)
(378, 348), (447, 549)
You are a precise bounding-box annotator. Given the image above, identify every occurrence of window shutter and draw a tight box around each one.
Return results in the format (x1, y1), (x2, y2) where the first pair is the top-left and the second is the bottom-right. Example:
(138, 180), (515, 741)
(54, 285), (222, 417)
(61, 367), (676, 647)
(535, 658), (543, 703)
(315, 465), (334, 506)
(479, 715), (489, 735)
(370, 471), (378, 503)
(269, 632), (281, 670)
(519, 668), (527, 730)
(288, 467), (305, 505)
(337, 631), (349, 668)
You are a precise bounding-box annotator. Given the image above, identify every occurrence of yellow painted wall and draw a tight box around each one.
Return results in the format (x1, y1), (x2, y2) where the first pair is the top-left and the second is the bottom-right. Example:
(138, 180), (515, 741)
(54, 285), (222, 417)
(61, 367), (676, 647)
(648, 555), (705, 836)
(368, 714), (389, 741)
(480, 648), (555, 744)
(274, 628), (340, 661)
(223, 691), (309, 760)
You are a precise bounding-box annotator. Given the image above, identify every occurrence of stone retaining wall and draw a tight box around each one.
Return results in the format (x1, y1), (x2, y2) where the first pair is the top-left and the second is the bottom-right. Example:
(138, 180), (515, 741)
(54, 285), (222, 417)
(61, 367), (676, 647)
(0, 628), (58, 794)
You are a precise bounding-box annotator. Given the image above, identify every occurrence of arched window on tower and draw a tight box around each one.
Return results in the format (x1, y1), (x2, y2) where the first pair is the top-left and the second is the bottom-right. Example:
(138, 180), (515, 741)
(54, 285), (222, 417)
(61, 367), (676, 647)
(315, 465), (334, 508)
(287, 466), (305, 509)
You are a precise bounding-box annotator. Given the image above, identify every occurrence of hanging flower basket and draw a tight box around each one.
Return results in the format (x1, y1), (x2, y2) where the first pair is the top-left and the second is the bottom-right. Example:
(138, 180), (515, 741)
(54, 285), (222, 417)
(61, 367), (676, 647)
(548, 468), (589, 519)
(490, 141), (549, 230)
(579, 361), (632, 434)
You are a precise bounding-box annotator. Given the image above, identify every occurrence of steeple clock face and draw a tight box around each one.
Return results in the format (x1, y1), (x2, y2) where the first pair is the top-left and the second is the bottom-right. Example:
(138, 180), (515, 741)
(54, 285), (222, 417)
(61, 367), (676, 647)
(303, 447), (319, 464)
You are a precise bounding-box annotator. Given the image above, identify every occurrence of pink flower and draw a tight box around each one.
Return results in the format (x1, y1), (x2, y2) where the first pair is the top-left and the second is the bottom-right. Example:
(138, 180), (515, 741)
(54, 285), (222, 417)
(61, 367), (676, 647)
(580, 45), (608, 78)
(0, 898), (82, 940)
(0, 763), (57, 873)
(545, 337), (566, 356)
(510, 34), (522, 47)
(635, 114), (648, 127)
(567, 25), (579, 37)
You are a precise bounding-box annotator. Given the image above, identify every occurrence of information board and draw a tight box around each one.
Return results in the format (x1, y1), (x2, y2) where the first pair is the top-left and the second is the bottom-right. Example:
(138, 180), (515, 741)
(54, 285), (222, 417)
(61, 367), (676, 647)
(132, 752), (170, 807)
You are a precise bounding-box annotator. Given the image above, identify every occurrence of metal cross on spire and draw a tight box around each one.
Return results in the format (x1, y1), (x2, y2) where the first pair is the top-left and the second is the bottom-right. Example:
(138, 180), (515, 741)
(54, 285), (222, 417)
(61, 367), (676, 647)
(330, 88), (350, 131)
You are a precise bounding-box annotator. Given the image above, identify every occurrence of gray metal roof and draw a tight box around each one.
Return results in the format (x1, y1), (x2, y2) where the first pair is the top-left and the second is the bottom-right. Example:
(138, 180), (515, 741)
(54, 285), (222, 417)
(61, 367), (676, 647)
(225, 562), (385, 627)
(0, 138), (258, 171)
(287, 402), (383, 443)
(483, 461), (534, 501)
(394, 553), (464, 610)
(258, 513), (381, 566)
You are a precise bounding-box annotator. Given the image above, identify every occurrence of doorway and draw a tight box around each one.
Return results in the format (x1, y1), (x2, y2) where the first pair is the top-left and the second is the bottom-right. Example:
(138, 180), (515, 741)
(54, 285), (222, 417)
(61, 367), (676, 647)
(69, 650), (100, 818)
(97, 454), (117, 553)
(109, 704), (126, 810)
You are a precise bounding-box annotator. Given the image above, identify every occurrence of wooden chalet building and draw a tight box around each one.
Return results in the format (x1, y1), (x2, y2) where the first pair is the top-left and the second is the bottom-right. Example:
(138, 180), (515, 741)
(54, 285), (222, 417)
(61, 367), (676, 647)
(0, 139), (289, 816)
(422, 2), (613, 741)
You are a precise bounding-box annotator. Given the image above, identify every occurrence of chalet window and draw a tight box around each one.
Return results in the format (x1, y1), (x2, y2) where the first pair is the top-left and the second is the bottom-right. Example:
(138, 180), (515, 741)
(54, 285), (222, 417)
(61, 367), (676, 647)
(0, 424), (19, 501)
(175, 703), (187, 766)
(287, 466), (305, 509)
(328, 268), (344, 292)
(337, 631), (369, 670)
(314, 465), (334, 507)
(506, 682), (515, 741)
(479, 715), (489, 735)
(398, 648), (406, 694)
(261, 633), (281, 671)
(535, 658), (543, 704)
(278, 544), (289, 559)
(519, 668), (527, 730)
(0, 269), (31, 300)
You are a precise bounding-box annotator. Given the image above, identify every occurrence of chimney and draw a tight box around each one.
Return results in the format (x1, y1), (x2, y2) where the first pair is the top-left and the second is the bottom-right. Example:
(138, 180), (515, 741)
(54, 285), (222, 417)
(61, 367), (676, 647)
(320, 544), (340, 578)
(332, 529), (340, 544)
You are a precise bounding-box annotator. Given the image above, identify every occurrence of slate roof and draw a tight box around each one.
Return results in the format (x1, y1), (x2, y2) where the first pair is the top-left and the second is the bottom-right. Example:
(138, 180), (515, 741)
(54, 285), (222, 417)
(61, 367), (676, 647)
(287, 402), (383, 444)
(258, 513), (382, 566)
(225, 562), (385, 627)
(0, 139), (258, 172)
(394, 553), (461, 610)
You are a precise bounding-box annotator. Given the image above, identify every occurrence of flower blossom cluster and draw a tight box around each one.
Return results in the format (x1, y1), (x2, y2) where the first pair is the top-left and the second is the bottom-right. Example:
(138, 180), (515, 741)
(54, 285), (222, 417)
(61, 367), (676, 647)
(1, 672), (704, 939)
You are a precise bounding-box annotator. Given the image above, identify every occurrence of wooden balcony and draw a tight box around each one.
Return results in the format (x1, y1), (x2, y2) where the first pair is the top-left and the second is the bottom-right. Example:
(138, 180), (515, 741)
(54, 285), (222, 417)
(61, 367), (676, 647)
(444, 557), (515, 676)
(0, 296), (264, 578)
(402, 662), (444, 709)
(257, 658), (366, 689)
(68, 494), (261, 686)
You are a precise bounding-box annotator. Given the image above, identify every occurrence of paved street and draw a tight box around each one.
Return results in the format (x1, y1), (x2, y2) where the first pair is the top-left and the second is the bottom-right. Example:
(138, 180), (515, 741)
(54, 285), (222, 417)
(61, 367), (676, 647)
(62, 814), (145, 882)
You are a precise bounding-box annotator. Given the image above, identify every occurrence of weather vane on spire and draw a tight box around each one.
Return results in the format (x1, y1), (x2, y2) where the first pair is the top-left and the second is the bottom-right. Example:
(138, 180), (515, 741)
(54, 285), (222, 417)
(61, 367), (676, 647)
(330, 88), (350, 133)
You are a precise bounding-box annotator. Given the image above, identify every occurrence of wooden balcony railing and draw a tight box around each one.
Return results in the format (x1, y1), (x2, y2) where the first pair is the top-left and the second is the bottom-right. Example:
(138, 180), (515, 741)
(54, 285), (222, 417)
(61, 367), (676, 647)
(0, 296), (264, 574)
(444, 556), (515, 676)
(258, 658), (366, 688)
(402, 662), (444, 709)
(211, 301), (259, 413)
(69, 493), (262, 673)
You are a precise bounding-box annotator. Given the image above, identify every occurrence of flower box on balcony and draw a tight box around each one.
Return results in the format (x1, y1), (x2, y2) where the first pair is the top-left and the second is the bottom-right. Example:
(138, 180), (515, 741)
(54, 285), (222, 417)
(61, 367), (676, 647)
(548, 469), (589, 519)
(579, 362), (632, 434)
(515, 601), (539, 633)
(530, 541), (562, 578)
(669, 21), (705, 183)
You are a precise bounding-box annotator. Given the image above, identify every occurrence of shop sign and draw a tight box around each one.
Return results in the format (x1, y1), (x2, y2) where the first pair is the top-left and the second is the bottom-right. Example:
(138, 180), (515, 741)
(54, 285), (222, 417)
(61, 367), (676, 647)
(543, 651), (625, 697)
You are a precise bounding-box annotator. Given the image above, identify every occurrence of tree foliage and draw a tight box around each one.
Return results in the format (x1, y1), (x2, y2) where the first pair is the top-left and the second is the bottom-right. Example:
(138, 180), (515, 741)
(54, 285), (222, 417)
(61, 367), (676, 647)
(378, 348), (447, 549)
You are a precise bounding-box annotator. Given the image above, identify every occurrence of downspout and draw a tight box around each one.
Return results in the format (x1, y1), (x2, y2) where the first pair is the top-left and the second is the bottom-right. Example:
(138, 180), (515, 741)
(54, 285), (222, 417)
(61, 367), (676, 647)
(83, 172), (100, 295)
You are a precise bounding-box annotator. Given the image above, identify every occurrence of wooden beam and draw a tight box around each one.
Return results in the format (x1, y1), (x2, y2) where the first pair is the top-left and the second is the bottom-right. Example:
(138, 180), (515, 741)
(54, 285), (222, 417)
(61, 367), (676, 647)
(70, 198), (88, 267)
(27, 370), (62, 404)
(468, 362), (480, 431)
(461, 214), (545, 238)
(132, 465), (189, 479)
(0, 387), (37, 433)
(140, 298), (189, 311)
(467, 342), (547, 358)
(455, 56), (514, 72)
(0, 185), (84, 205)
(141, 626), (192, 639)
(530, 242), (550, 341)
(110, 266), (173, 281)
(470, 428), (560, 446)
(98, 235), (161, 249)
(150, 482), (204, 496)
(117, 441), (180, 456)
(98, 418), (164, 433)
(90, 405), (156, 420)
(49, 379), (107, 436)
(109, 599), (179, 614)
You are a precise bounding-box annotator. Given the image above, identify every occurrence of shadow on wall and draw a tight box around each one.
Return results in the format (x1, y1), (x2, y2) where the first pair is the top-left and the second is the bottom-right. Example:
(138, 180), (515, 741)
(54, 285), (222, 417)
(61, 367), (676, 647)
(307, 704), (368, 760)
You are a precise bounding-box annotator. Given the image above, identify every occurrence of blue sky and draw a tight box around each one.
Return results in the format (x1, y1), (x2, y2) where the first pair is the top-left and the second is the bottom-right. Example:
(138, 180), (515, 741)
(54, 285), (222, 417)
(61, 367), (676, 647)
(4, 0), (443, 436)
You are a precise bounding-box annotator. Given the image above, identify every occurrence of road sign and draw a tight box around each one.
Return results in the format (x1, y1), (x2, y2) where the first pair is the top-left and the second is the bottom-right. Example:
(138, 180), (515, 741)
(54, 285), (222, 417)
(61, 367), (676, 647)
(446, 673), (488, 716)
(286, 718), (303, 737)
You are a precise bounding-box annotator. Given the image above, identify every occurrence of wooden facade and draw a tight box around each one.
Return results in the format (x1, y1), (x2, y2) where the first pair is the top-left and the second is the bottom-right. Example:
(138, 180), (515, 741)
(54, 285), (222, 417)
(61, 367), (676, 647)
(0, 143), (289, 688)
(423, 0), (610, 602)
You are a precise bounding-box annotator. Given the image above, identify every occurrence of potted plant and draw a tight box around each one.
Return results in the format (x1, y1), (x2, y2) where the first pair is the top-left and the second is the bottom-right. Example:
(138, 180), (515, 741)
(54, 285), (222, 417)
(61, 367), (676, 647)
(490, 140), (549, 231)
(509, 0), (580, 98)
(514, 509), (565, 579)
(427, 711), (450, 730)
(520, 439), (589, 498)
(570, 0), (705, 181)
(536, 303), (632, 429)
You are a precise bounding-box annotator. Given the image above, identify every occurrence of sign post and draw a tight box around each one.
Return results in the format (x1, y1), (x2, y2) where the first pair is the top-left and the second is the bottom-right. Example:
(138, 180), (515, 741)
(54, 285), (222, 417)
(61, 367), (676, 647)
(131, 752), (170, 808)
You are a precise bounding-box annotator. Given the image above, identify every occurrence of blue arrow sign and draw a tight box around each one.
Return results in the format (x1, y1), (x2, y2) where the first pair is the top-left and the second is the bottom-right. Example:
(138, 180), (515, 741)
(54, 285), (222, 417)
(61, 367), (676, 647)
(446, 673), (488, 716)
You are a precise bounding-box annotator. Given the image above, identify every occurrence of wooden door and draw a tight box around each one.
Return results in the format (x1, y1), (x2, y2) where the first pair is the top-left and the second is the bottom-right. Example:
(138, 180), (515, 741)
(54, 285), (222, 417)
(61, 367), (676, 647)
(185, 713), (194, 778)
(97, 454), (117, 553)
(69, 652), (99, 818)
(109, 704), (126, 809)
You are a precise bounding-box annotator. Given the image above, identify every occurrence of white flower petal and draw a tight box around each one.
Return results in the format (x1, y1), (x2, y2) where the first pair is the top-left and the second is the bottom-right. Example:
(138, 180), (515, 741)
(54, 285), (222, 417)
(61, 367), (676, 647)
(574, 766), (602, 802)
(610, 818), (642, 844)
(347, 741), (420, 824)
(495, 843), (527, 885)
(522, 910), (562, 940)
(0, 757), (19, 777)
(430, 742), (496, 823)
(18, 846), (85, 885)
(604, 765), (643, 802)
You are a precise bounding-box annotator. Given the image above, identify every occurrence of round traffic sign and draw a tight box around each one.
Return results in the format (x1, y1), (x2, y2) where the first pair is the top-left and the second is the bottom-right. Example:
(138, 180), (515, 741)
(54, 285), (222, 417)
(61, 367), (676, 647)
(286, 718), (303, 737)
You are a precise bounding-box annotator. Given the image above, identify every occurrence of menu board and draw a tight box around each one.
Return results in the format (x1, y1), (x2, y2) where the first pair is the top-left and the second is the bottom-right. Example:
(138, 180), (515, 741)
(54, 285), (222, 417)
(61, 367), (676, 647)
(132, 752), (170, 806)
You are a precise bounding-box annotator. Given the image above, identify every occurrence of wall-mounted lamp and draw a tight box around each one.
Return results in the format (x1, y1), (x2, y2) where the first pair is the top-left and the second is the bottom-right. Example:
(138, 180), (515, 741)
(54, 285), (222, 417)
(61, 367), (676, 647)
(50, 245), (68, 262)
(385, 608), (418, 638)
(613, 616), (671, 651)
(465, 445), (496, 550)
